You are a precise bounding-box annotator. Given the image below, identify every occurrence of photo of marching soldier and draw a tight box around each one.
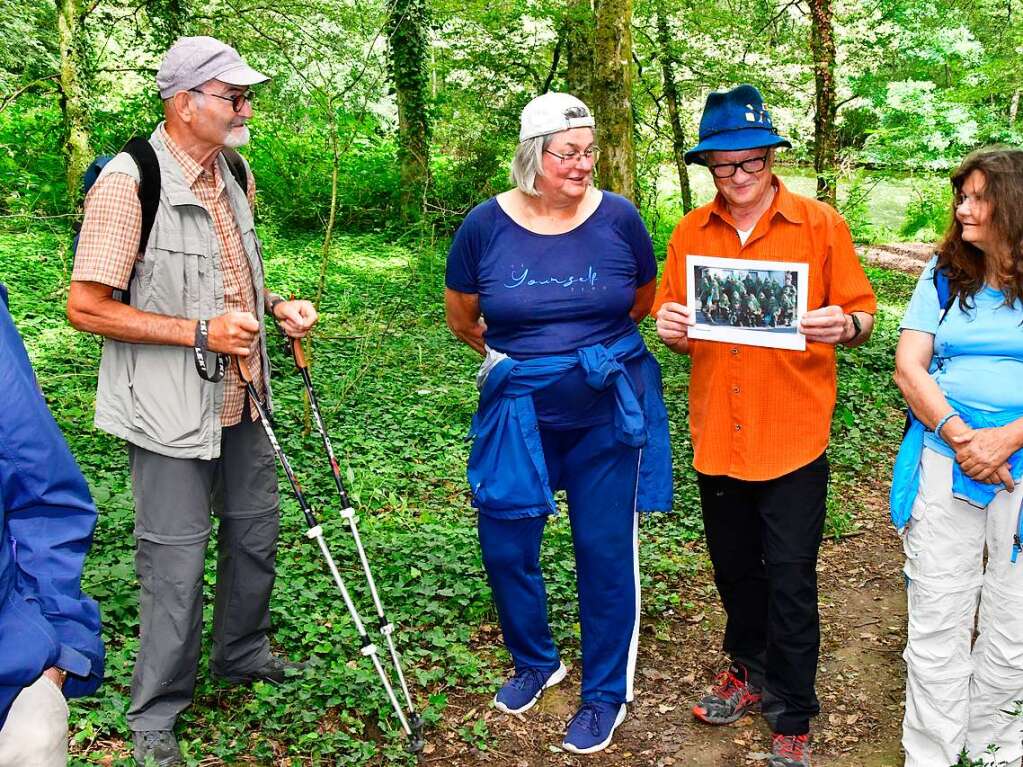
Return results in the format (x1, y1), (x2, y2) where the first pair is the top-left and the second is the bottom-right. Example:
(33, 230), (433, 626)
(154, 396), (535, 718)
(694, 265), (799, 332)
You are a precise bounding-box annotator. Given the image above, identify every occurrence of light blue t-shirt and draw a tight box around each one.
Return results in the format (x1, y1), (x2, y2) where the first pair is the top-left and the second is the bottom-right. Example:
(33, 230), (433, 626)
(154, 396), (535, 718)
(900, 255), (1023, 454)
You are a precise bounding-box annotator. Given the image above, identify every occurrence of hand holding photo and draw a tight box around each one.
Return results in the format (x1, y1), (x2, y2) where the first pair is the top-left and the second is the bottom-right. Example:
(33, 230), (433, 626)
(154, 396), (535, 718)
(686, 255), (809, 351)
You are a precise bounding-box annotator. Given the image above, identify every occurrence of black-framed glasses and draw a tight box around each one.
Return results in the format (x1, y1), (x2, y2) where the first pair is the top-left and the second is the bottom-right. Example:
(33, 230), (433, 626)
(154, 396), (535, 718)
(189, 89), (253, 112)
(707, 153), (769, 179)
(544, 147), (600, 165)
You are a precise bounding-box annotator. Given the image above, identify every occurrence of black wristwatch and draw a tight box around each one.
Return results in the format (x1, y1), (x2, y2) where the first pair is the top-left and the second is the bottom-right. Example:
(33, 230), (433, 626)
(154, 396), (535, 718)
(269, 295), (285, 318)
(844, 313), (862, 344)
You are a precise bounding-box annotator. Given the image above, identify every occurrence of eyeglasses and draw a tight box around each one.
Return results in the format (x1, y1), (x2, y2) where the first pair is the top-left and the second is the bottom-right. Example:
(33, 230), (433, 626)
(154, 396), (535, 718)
(189, 89), (254, 113)
(707, 153), (770, 179)
(954, 192), (986, 209)
(544, 147), (600, 165)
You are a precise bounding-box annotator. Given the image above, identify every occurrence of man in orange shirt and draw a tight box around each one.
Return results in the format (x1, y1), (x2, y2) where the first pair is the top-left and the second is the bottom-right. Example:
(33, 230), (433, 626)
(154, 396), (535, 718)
(653, 85), (877, 767)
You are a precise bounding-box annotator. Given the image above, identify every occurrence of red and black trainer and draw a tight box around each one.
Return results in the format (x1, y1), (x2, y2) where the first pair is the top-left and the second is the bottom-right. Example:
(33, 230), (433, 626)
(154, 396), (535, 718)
(691, 663), (762, 725)
(769, 733), (812, 766)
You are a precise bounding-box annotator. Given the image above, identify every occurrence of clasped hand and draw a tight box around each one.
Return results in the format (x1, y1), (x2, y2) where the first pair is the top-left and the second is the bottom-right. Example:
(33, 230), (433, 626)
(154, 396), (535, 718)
(950, 426), (1017, 491)
(272, 299), (318, 339)
(206, 300), (318, 357)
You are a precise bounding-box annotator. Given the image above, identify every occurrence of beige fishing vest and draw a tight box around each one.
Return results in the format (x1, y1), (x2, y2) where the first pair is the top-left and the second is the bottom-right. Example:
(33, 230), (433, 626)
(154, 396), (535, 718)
(92, 129), (272, 459)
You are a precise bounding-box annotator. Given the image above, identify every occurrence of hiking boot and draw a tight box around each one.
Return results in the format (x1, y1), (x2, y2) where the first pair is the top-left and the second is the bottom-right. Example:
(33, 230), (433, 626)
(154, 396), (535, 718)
(691, 663), (762, 725)
(493, 661), (567, 715)
(769, 733), (812, 766)
(213, 654), (308, 686)
(132, 730), (182, 767)
(562, 701), (628, 754)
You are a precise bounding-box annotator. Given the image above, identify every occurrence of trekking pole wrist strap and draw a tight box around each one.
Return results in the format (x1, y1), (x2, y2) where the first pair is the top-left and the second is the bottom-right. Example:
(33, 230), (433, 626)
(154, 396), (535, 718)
(193, 319), (228, 383)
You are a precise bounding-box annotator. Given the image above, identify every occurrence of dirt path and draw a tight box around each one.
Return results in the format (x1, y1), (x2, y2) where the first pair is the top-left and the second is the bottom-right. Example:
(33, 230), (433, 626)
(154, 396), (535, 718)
(857, 243), (931, 275)
(426, 480), (908, 766)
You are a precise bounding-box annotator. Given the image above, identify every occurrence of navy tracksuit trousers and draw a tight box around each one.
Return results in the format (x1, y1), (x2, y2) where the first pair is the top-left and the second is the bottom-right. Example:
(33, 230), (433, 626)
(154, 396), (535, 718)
(477, 420), (641, 705)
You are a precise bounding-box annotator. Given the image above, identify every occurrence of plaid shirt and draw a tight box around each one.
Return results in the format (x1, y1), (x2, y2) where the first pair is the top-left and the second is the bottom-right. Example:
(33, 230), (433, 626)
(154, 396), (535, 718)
(73, 124), (265, 426)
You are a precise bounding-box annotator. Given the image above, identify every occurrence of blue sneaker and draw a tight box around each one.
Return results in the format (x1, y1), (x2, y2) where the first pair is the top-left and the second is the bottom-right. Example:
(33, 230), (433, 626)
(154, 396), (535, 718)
(493, 661), (568, 714)
(562, 701), (628, 754)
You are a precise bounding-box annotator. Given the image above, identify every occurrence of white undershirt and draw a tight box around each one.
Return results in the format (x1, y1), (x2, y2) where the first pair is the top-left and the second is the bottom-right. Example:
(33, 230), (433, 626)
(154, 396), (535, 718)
(736, 226), (754, 245)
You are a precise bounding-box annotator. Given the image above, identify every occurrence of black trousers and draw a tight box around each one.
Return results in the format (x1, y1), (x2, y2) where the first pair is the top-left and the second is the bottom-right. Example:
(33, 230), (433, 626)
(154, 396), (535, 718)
(697, 453), (829, 736)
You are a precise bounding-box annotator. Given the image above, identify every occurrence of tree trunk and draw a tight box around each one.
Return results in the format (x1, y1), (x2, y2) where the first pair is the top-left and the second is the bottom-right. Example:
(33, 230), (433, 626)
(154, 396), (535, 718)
(655, 1), (692, 213)
(56, 0), (91, 211)
(387, 0), (431, 220)
(592, 0), (635, 200)
(809, 0), (837, 207)
(1010, 89), (1020, 125)
(565, 0), (595, 107)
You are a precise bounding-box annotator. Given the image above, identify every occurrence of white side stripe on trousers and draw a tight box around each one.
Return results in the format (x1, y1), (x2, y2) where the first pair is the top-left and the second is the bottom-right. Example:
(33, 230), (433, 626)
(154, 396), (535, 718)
(625, 448), (642, 702)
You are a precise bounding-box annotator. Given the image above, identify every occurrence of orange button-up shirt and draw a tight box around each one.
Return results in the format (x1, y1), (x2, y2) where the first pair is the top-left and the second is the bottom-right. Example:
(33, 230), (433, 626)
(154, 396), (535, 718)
(651, 178), (877, 481)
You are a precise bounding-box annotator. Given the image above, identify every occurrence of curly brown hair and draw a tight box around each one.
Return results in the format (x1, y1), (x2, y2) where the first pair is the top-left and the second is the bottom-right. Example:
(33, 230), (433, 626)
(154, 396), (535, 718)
(937, 147), (1023, 309)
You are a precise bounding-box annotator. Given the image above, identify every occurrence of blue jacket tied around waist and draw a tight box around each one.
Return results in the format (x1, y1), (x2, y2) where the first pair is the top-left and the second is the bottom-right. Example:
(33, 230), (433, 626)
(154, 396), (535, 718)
(0, 290), (104, 727)
(890, 399), (1023, 562)
(467, 332), (673, 518)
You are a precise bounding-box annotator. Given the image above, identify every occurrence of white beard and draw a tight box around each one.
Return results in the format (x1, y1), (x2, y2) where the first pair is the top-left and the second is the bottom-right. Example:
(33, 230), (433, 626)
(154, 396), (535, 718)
(224, 125), (250, 148)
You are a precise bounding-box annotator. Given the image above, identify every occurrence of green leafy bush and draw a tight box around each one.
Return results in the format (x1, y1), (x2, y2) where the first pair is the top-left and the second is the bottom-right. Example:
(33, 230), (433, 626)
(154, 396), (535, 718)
(899, 178), (951, 242)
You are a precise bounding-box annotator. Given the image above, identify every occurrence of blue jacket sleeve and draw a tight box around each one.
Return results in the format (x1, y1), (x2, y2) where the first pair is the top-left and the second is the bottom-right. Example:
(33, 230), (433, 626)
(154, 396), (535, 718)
(0, 295), (104, 701)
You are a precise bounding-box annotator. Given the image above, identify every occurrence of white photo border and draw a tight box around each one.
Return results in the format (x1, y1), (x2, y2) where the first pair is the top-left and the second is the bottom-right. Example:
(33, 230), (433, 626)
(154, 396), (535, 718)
(685, 254), (809, 351)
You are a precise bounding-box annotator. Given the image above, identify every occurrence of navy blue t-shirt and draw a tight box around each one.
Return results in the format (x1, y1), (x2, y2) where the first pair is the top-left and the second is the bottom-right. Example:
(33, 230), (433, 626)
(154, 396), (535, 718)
(446, 191), (657, 428)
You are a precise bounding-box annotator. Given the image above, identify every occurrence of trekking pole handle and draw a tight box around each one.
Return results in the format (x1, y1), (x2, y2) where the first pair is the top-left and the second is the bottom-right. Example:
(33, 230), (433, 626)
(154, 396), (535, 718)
(236, 355), (253, 384)
(291, 335), (309, 369)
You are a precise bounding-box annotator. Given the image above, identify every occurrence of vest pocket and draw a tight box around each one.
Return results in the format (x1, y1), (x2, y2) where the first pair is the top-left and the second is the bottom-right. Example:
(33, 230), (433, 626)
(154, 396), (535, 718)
(130, 345), (205, 448)
(143, 228), (209, 318)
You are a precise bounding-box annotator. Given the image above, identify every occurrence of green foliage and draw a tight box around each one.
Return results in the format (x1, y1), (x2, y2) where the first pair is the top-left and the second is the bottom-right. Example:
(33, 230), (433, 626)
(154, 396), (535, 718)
(900, 178), (952, 242)
(0, 218), (919, 761)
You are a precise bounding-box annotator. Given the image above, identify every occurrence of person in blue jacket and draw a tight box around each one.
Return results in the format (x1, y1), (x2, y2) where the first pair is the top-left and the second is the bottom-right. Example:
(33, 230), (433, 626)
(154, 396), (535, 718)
(892, 148), (1023, 767)
(444, 92), (672, 755)
(0, 283), (104, 765)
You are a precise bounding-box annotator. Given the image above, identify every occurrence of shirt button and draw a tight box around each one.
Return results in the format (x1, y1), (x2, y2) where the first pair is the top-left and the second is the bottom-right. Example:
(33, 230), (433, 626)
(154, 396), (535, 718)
(732, 386), (740, 394)
(735, 424), (742, 431)
(730, 347), (739, 356)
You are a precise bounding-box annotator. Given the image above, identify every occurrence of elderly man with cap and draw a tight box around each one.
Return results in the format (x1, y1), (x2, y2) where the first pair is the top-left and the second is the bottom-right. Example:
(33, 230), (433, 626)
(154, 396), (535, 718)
(445, 92), (672, 754)
(67, 36), (317, 766)
(652, 85), (877, 767)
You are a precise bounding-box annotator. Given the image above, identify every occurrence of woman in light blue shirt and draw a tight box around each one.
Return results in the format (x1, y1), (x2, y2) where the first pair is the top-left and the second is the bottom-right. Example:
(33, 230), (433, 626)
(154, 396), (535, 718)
(893, 148), (1023, 767)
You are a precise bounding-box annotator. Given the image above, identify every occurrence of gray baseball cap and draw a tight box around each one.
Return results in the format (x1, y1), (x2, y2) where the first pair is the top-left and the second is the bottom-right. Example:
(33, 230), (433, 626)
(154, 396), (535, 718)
(156, 36), (269, 100)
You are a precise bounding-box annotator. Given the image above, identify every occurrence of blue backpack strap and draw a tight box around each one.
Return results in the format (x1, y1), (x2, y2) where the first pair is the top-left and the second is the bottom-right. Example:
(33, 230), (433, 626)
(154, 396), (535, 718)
(932, 259), (955, 325)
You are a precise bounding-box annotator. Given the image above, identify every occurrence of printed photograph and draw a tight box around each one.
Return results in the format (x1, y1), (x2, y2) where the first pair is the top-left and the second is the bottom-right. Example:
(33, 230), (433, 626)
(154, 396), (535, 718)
(686, 255), (810, 351)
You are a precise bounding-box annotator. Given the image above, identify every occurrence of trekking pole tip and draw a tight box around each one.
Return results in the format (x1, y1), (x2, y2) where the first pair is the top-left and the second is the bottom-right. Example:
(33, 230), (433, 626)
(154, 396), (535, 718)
(406, 733), (426, 754)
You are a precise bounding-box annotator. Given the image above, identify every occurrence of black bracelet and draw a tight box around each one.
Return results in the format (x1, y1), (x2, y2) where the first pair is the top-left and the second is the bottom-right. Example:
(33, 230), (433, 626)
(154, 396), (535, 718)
(269, 295), (285, 316)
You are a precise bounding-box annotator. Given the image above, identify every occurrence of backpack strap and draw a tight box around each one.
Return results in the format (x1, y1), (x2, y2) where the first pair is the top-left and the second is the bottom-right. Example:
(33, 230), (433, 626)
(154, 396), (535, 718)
(120, 137), (161, 253)
(931, 261), (956, 325)
(221, 149), (250, 198)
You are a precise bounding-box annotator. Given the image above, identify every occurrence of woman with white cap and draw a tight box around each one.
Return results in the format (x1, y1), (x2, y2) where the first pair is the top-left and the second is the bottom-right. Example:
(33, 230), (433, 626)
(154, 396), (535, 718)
(444, 92), (672, 754)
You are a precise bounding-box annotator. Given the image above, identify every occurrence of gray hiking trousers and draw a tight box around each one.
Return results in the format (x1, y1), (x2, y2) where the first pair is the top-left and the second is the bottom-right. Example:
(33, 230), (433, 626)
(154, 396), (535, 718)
(126, 412), (280, 732)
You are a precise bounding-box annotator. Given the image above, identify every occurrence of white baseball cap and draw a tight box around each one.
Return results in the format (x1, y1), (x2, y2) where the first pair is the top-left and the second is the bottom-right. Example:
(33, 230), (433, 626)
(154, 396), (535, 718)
(156, 36), (269, 100)
(518, 92), (595, 142)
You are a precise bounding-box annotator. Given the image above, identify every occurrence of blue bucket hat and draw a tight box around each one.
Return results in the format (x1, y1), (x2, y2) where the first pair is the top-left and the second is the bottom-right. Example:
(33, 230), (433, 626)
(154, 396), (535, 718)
(684, 84), (791, 165)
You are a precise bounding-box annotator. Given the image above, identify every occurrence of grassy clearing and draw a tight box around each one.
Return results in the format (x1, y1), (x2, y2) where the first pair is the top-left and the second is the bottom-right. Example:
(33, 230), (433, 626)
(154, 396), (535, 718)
(0, 222), (915, 764)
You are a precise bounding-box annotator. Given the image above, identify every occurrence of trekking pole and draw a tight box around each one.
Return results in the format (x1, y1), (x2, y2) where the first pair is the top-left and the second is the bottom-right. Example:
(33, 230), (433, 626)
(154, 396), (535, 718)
(276, 330), (426, 746)
(234, 357), (424, 754)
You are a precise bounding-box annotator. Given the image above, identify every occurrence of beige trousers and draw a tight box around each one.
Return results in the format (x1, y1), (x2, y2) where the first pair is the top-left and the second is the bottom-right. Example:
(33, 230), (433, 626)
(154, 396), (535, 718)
(0, 675), (68, 767)
(902, 448), (1023, 767)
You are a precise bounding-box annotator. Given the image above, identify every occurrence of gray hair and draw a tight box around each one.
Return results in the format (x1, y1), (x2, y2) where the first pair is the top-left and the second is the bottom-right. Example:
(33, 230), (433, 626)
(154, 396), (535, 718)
(510, 134), (554, 197)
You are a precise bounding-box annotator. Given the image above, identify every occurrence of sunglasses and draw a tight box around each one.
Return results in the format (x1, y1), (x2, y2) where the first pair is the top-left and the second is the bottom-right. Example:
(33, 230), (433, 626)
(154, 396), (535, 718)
(189, 89), (254, 113)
